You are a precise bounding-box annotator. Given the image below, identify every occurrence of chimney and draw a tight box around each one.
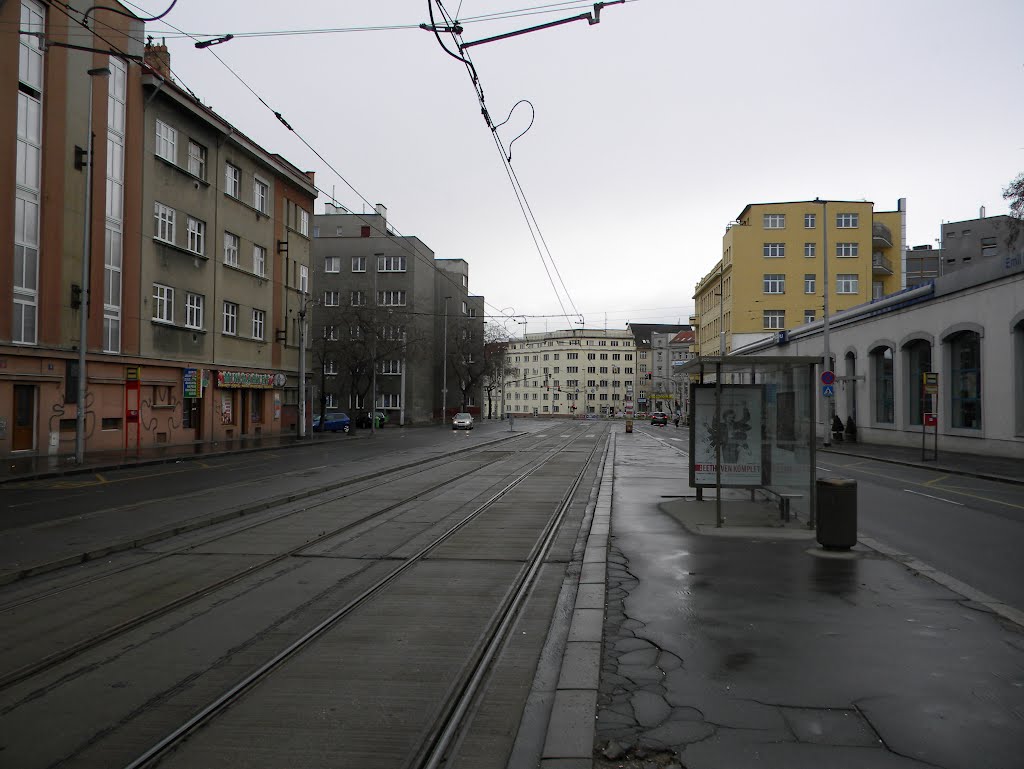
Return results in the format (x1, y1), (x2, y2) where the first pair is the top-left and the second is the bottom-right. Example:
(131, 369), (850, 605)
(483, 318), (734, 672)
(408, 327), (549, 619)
(979, 205), (986, 219)
(375, 203), (387, 226)
(144, 37), (172, 80)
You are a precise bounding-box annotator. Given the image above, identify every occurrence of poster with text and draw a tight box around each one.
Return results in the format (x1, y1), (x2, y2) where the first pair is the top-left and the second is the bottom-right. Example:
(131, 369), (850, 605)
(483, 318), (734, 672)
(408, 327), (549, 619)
(690, 385), (764, 487)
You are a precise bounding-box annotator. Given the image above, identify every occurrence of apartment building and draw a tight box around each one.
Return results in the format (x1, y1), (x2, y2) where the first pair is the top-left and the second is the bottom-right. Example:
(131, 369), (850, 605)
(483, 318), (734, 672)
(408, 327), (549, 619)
(693, 199), (906, 355)
(626, 323), (690, 414)
(310, 205), (483, 424)
(0, 4), (315, 461)
(505, 329), (635, 417)
(940, 212), (1017, 274)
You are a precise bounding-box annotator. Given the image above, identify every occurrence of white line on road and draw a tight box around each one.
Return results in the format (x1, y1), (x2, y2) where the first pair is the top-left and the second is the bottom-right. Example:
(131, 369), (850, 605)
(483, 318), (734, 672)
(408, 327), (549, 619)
(903, 489), (964, 506)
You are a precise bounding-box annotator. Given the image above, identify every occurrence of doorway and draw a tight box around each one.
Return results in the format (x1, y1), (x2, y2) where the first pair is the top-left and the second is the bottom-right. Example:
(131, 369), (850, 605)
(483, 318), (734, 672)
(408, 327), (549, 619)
(13, 385), (35, 451)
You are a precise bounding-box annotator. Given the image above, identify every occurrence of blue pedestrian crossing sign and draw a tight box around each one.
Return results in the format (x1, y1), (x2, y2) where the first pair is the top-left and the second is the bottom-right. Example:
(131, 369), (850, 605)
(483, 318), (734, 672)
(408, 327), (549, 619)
(822, 384), (835, 397)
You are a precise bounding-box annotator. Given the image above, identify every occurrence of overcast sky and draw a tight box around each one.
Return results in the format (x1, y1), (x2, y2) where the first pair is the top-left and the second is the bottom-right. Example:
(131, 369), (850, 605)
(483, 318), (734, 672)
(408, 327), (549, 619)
(137, 0), (1024, 336)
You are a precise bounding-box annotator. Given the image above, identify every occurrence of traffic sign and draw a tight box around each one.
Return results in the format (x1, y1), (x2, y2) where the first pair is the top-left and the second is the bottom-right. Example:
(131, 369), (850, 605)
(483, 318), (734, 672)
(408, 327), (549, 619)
(922, 372), (938, 395)
(820, 370), (835, 386)
(822, 384), (834, 397)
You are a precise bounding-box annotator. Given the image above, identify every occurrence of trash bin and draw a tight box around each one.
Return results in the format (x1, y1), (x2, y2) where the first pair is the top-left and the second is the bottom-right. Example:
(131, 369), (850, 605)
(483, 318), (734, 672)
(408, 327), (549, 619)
(625, 419), (633, 433)
(815, 478), (857, 549)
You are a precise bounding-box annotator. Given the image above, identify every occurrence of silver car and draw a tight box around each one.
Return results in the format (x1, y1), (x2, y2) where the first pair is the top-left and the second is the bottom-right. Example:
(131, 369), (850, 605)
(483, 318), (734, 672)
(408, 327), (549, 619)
(452, 412), (474, 430)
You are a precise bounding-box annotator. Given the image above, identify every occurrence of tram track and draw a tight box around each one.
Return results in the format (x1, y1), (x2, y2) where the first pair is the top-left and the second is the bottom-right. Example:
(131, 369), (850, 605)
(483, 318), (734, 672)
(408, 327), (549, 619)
(0, 433), (577, 695)
(117, 426), (606, 769)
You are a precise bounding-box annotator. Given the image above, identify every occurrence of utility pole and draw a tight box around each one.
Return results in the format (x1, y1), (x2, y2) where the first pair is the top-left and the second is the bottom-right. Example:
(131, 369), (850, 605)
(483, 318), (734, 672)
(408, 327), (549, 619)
(441, 296), (451, 423)
(372, 254), (380, 436)
(76, 66), (111, 464)
(818, 198), (832, 447)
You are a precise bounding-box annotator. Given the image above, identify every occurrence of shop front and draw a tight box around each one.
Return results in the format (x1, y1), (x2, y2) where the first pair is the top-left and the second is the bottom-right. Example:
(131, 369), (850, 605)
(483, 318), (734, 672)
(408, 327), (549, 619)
(211, 370), (286, 443)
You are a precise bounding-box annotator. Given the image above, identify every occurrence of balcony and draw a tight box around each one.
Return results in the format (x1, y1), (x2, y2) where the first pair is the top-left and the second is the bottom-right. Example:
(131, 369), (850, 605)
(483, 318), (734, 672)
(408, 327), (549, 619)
(872, 251), (893, 275)
(872, 222), (893, 248)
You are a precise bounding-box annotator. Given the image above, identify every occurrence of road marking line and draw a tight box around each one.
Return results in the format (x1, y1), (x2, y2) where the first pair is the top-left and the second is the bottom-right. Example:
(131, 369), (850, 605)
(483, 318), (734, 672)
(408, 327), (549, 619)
(923, 474), (950, 486)
(903, 489), (964, 506)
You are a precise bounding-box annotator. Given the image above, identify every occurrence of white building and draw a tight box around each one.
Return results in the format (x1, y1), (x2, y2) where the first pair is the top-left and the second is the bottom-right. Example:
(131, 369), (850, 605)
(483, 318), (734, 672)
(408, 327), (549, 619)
(733, 242), (1024, 458)
(504, 329), (636, 417)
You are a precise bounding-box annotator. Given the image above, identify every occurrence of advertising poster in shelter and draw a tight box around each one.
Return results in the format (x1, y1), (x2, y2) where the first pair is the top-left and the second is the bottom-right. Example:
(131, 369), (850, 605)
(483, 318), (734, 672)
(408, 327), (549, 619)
(690, 385), (765, 487)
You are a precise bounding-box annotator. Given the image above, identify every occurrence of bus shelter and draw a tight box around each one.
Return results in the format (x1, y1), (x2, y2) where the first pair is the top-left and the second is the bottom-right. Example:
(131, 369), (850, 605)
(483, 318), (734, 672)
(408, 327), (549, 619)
(679, 355), (822, 528)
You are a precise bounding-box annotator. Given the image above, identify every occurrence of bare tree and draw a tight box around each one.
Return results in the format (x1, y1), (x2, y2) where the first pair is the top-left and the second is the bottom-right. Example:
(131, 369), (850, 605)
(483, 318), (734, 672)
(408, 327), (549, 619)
(1003, 172), (1024, 246)
(482, 325), (515, 419)
(446, 316), (487, 413)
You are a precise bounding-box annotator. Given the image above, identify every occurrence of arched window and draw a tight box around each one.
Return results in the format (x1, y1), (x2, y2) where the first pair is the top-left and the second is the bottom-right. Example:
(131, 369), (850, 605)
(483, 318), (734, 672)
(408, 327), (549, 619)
(871, 346), (894, 424)
(903, 339), (932, 426)
(948, 331), (981, 429)
(1015, 316), (1024, 436)
(843, 351), (857, 423)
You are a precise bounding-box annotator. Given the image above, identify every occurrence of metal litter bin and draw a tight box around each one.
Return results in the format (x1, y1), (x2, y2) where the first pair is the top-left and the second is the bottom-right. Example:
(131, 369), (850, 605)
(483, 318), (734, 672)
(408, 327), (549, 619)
(816, 478), (857, 549)
(625, 419), (633, 433)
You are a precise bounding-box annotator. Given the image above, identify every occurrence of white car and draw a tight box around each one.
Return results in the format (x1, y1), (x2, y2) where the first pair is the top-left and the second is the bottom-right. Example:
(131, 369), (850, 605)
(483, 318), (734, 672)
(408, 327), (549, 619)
(452, 412), (474, 430)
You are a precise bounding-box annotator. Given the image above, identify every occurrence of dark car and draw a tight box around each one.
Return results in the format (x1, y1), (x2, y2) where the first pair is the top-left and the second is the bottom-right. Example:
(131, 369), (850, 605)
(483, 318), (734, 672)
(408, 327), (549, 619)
(355, 410), (389, 429)
(313, 412), (351, 433)
(650, 411), (669, 426)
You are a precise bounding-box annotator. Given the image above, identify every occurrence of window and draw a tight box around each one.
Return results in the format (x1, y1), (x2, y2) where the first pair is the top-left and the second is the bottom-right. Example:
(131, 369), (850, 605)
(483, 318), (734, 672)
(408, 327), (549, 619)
(949, 331), (981, 429)
(804, 274), (816, 294)
(324, 325), (339, 341)
(380, 393), (401, 408)
(763, 274), (785, 294)
(253, 244), (266, 276)
(325, 256), (340, 273)
(872, 346), (894, 424)
(377, 255), (406, 272)
(836, 242), (858, 257)
(462, 301), (468, 315)
(223, 301), (238, 335)
(324, 290), (340, 306)
(325, 393), (337, 408)
(154, 202), (175, 243)
(763, 310), (785, 330)
(300, 265), (308, 294)
(981, 236), (997, 257)
(352, 256), (366, 272)
(351, 290), (366, 306)
(225, 163), (240, 197)
(804, 310), (815, 324)
(299, 208), (309, 236)
(187, 140), (207, 179)
(186, 216), (205, 255)
(462, 274), (468, 287)
(181, 292), (203, 330)
(325, 360), (338, 376)
(381, 360), (401, 375)
(252, 309), (265, 340)
(804, 213), (816, 229)
(155, 120), (176, 162)
(763, 213), (785, 229)
(836, 274), (859, 294)
(383, 325), (405, 341)
(804, 242), (816, 257)
(153, 284), (174, 323)
(763, 242), (785, 257)
(253, 176), (269, 214)
(836, 212), (859, 228)
(906, 340), (932, 426)
(223, 232), (239, 266)
(377, 290), (406, 306)
(567, 352), (579, 359)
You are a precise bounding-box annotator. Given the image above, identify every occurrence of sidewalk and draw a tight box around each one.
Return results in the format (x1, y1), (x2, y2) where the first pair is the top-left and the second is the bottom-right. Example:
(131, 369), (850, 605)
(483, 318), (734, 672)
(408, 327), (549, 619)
(584, 431), (1023, 769)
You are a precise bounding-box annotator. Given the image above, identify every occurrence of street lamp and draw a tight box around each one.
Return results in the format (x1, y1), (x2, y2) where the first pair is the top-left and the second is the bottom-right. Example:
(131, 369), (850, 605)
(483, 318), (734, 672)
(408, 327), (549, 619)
(816, 198), (833, 447)
(76, 66), (111, 465)
(297, 294), (317, 439)
(441, 296), (451, 422)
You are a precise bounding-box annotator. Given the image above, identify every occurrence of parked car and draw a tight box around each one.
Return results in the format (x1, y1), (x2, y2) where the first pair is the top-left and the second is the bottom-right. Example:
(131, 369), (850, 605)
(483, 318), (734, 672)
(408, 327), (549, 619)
(355, 411), (389, 429)
(452, 412), (474, 430)
(313, 412), (351, 433)
(650, 411), (669, 426)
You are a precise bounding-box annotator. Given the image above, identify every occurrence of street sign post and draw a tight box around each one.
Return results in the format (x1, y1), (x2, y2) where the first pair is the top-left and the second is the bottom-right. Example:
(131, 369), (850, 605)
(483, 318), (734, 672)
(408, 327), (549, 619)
(821, 384), (834, 397)
(921, 373), (939, 461)
(821, 370), (835, 386)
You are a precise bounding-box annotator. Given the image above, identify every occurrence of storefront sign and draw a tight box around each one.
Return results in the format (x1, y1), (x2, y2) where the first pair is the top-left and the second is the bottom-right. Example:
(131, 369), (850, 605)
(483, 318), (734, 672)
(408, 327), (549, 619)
(183, 368), (204, 398)
(217, 370), (276, 389)
(126, 366), (141, 381)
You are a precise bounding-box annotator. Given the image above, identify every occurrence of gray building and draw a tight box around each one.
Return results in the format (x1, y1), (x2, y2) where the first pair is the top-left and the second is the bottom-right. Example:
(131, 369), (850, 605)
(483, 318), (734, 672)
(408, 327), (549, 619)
(940, 212), (1016, 274)
(310, 205), (483, 424)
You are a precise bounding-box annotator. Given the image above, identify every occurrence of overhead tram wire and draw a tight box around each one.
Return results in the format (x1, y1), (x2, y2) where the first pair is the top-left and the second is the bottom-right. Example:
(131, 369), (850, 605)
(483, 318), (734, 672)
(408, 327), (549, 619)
(430, 1), (582, 329)
(109, 2), (524, 330)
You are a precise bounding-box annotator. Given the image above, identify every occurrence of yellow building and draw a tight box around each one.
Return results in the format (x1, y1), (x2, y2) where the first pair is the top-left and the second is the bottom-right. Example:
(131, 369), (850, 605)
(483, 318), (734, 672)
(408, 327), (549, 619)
(694, 199), (905, 355)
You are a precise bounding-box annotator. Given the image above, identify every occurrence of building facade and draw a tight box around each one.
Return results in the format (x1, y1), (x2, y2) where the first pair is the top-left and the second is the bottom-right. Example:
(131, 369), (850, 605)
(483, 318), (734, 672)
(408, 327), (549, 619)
(1, 4), (315, 461)
(732, 240), (1024, 459)
(504, 329), (635, 417)
(626, 323), (690, 415)
(693, 199), (906, 356)
(310, 205), (483, 424)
